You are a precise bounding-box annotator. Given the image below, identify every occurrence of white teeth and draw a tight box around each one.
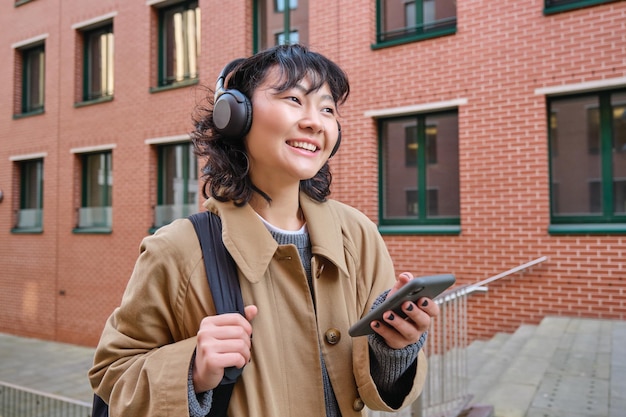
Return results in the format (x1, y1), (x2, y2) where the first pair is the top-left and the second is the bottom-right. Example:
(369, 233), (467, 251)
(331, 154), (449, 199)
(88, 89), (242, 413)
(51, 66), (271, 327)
(289, 141), (317, 152)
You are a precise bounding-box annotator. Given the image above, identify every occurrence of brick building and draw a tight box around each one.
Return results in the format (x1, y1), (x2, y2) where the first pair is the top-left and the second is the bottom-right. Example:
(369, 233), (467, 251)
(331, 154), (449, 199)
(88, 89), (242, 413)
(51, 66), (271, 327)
(1, 0), (625, 347)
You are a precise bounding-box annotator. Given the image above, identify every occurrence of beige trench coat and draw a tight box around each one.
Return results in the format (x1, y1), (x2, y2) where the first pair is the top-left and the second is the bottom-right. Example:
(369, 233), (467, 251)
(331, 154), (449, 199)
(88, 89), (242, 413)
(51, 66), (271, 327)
(89, 194), (427, 417)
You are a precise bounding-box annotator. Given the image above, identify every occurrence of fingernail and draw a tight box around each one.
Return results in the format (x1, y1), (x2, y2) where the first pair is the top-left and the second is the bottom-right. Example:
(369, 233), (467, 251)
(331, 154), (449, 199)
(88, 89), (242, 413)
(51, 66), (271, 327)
(387, 313), (395, 321)
(421, 300), (429, 307)
(406, 303), (414, 311)
(374, 322), (380, 328)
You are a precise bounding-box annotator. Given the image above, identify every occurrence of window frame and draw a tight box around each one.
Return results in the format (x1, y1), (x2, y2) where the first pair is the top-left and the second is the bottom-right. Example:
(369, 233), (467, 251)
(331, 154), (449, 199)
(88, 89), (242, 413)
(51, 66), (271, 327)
(17, 42), (46, 116)
(74, 150), (113, 233)
(155, 0), (200, 90)
(153, 142), (199, 229)
(547, 88), (626, 234)
(377, 109), (461, 235)
(11, 158), (44, 233)
(543, 0), (620, 15)
(80, 22), (114, 103)
(253, 0), (306, 53)
(373, 0), (457, 50)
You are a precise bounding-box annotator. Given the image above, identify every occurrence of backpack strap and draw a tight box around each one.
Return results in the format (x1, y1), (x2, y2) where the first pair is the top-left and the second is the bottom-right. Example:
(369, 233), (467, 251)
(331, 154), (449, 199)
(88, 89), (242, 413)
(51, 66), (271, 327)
(188, 211), (244, 417)
(188, 211), (245, 383)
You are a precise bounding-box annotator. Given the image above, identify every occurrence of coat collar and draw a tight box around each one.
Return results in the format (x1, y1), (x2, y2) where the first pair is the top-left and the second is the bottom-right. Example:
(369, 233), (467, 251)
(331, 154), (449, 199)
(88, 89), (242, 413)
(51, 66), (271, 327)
(204, 193), (349, 284)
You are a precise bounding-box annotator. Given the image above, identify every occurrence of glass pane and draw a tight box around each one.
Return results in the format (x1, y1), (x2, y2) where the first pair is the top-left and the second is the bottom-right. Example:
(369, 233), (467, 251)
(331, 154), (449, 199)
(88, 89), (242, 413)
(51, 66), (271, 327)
(257, 0), (308, 50)
(275, 0), (297, 12)
(23, 46), (45, 112)
(22, 159), (43, 209)
(161, 145), (180, 205)
(425, 113), (459, 218)
(612, 92), (626, 215)
(86, 27), (114, 100)
(162, 2), (199, 85)
(187, 145), (199, 205)
(550, 95), (602, 216)
(157, 144), (198, 226)
(161, 144), (197, 205)
(84, 153), (112, 207)
(382, 117), (419, 219)
(381, 0), (456, 42)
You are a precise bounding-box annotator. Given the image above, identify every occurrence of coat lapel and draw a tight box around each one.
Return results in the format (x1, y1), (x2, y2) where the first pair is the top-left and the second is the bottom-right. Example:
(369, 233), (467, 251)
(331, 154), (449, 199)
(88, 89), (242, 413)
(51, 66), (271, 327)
(204, 193), (350, 284)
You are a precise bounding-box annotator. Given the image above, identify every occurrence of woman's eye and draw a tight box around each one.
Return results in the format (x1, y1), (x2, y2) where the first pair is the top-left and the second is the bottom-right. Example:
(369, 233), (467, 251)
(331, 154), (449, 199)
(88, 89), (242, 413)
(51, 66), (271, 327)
(322, 107), (336, 115)
(287, 96), (301, 104)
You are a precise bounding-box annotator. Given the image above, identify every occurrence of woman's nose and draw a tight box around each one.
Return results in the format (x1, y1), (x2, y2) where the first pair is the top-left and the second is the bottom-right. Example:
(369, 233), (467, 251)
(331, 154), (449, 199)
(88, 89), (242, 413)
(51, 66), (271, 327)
(299, 108), (324, 134)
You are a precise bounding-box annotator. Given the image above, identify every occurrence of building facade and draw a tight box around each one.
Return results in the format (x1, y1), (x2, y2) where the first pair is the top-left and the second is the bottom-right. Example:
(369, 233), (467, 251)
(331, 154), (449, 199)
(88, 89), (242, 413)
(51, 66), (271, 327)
(1, 0), (625, 347)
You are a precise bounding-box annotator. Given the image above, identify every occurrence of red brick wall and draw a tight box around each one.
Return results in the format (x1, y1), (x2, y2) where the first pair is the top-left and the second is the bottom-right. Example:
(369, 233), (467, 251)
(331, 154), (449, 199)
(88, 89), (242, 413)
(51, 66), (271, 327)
(0, 0), (624, 347)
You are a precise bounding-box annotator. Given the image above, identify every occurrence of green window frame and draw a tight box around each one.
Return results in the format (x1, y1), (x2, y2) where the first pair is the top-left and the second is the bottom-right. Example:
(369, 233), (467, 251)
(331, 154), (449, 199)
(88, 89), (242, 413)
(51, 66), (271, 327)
(253, 0), (306, 53)
(81, 23), (114, 102)
(374, 0), (456, 49)
(154, 143), (198, 228)
(156, 0), (200, 88)
(543, 0), (620, 15)
(378, 110), (460, 234)
(12, 159), (44, 233)
(20, 43), (45, 114)
(548, 89), (626, 234)
(75, 151), (113, 232)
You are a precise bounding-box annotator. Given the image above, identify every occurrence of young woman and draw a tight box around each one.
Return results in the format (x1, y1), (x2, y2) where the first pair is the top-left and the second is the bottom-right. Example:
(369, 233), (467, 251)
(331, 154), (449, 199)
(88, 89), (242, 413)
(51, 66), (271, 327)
(89, 44), (439, 417)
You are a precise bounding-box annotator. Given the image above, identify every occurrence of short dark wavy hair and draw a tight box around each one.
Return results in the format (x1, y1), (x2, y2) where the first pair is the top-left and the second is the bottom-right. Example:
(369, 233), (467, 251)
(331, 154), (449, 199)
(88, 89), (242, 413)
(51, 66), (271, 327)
(191, 44), (350, 206)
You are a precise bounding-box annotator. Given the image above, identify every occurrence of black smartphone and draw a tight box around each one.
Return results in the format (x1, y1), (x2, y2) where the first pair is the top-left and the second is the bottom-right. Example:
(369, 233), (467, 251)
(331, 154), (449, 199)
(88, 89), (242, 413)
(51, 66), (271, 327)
(349, 274), (455, 337)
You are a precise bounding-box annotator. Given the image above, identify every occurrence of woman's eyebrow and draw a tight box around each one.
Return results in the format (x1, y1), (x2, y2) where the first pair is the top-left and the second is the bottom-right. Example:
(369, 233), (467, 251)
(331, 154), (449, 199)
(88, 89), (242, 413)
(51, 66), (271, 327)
(293, 83), (334, 102)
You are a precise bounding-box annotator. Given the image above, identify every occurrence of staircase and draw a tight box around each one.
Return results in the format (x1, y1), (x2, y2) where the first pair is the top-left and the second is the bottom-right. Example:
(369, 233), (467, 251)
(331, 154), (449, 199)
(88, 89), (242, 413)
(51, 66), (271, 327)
(462, 316), (623, 417)
(370, 316), (626, 417)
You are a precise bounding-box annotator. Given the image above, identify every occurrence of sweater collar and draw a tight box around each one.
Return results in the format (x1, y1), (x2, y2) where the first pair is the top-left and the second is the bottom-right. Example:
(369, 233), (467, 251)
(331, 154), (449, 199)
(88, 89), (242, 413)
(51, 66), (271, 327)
(204, 194), (349, 283)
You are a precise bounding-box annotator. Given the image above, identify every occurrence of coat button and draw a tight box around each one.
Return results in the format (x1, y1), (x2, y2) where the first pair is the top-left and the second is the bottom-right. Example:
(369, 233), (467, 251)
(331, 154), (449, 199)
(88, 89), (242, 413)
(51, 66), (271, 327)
(324, 328), (341, 345)
(353, 397), (365, 411)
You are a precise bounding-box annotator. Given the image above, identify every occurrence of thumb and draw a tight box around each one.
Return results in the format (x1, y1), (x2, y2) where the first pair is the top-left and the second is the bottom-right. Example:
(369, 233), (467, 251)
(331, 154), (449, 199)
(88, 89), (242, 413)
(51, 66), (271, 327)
(244, 304), (258, 321)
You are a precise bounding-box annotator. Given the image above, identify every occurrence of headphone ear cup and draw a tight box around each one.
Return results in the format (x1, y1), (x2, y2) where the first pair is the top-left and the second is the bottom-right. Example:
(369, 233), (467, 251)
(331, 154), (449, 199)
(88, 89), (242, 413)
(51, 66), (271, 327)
(213, 89), (252, 139)
(330, 123), (341, 158)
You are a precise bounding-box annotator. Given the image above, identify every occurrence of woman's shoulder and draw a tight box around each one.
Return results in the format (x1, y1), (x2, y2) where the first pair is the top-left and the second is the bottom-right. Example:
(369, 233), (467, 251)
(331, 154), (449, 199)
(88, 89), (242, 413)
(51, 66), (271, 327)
(324, 198), (381, 237)
(326, 198), (376, 224)
(141, 218), (201, 260)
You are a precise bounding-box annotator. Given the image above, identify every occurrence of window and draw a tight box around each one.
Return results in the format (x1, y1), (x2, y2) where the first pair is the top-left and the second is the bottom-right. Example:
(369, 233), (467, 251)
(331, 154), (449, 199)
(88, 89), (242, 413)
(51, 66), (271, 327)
(375, 0), (456, 47)
(13, 159), (44, 232)
(18, 43), (45, 115)
(157, 0), (200, 88)
(254, 0), (308, 52)
(81, 23), (114, 102)
(154, 143), (198, 227)
(548, 89), (626, 232)
(379, 111), (460, 232)
(77, 152), (113, 231)
(544, 0), (619, 14)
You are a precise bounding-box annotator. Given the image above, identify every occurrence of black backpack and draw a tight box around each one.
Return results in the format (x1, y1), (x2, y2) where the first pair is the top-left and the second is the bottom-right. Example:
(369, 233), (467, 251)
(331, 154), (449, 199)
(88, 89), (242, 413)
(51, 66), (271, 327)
(92, 211), (244, 417)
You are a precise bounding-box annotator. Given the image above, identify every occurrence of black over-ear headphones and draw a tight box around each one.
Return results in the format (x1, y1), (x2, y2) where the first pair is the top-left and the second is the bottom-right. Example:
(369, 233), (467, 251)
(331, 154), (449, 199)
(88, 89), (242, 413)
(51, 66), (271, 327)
(213, 59), (252, 140)
(213, 60), (341, 157)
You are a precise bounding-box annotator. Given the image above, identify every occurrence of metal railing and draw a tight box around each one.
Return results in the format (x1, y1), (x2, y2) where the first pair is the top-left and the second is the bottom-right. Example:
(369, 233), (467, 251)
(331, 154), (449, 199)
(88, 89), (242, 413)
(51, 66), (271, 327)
(370, 256), (548, 417)
(0, 381), (92, 417)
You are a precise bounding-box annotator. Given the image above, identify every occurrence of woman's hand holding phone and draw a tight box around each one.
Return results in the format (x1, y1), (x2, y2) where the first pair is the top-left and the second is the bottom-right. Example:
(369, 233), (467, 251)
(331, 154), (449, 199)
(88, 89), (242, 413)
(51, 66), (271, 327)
(370, 272), (441, 349)
(349, 272), (455, 349)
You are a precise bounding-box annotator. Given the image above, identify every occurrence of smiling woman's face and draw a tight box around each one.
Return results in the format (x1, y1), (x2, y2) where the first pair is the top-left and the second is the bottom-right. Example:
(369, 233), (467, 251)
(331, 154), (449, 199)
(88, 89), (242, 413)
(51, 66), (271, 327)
(245, 66), (340, 189)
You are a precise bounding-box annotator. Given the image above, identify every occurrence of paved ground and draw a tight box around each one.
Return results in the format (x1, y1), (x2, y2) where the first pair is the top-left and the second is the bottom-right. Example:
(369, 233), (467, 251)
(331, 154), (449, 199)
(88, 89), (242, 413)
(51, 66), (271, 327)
(0, 333), (95, 405)
(1, 316), (625, 416)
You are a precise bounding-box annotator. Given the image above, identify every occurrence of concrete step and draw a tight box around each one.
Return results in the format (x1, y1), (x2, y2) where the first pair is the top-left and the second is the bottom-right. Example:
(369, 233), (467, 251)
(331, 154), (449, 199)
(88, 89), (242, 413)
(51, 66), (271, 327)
(475, 318), (565, 417)
(467, 325), (538, 404)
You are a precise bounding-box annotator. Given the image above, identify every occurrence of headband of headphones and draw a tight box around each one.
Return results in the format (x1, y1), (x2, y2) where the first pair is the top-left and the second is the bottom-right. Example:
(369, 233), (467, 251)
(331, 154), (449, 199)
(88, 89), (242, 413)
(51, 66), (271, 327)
(213, 59), (341, 157)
